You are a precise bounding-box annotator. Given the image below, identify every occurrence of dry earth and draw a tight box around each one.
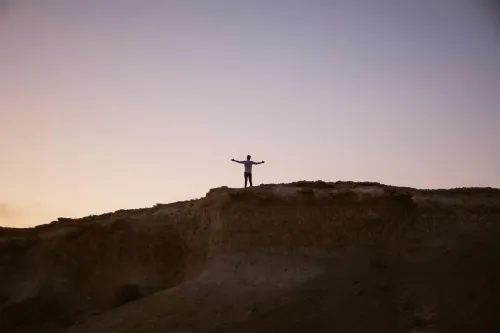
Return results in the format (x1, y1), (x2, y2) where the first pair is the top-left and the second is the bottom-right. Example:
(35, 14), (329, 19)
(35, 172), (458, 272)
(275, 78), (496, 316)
(1, 181), (500, 333)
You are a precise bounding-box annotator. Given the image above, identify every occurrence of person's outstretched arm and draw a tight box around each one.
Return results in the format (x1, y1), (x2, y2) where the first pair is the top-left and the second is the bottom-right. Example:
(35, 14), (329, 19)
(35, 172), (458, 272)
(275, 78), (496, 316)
(231, 159), (243, 163)
(254, 161), (265, 165)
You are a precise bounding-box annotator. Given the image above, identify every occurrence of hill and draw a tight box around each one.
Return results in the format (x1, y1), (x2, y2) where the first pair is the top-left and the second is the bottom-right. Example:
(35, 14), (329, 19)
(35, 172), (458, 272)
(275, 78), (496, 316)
(1, 181), (500, 333)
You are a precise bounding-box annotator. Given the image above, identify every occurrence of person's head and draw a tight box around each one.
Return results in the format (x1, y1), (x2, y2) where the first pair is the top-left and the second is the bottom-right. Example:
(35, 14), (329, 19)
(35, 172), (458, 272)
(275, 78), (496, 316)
(247, 155), (251, 160)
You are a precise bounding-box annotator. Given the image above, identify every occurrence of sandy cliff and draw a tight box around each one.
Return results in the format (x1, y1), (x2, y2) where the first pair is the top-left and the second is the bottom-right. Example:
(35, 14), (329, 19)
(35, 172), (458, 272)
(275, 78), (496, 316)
(1, 181), (499, 333)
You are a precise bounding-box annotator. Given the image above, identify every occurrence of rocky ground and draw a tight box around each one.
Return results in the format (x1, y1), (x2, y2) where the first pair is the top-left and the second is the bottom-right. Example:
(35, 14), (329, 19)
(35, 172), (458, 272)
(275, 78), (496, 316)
(1, 181), (499, 333)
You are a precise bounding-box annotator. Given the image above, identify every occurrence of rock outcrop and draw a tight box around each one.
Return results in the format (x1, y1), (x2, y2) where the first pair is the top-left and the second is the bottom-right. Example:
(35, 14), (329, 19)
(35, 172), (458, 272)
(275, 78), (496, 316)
(1, 181), (499, 333)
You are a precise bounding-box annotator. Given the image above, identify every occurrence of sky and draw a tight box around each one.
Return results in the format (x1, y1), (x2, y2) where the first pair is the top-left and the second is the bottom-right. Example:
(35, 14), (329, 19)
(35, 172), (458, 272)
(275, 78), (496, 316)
(1, 0), (499, 227)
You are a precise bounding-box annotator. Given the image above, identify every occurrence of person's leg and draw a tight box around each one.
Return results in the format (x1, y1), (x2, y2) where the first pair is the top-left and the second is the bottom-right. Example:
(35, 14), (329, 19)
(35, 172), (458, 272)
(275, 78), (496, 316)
(244, 172), (248, 187)
(249, 173), (253, 187)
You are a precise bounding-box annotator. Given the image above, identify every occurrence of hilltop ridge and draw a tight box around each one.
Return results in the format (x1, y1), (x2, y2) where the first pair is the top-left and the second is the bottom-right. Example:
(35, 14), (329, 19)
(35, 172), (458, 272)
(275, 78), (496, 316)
(2, 180), (498, 232)
(1, 181), (499, 333)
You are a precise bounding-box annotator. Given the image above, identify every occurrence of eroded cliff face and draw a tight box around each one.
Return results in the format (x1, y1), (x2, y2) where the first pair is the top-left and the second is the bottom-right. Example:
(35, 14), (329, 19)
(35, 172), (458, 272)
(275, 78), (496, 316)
(1, 181), (499, 333)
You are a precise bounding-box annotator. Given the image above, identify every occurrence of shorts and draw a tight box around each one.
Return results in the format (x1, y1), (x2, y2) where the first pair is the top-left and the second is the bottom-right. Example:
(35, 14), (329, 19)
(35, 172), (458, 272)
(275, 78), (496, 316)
(244, 172), (252, 182)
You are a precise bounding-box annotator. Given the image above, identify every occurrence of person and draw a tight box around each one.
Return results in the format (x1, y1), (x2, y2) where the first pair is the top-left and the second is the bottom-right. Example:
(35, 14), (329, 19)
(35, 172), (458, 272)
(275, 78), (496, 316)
(231, 155), (265, 187)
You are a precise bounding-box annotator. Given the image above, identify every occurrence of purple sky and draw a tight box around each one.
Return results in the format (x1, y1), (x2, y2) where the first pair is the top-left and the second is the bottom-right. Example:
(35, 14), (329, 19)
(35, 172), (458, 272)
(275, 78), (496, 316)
(1, 0), (499, 227)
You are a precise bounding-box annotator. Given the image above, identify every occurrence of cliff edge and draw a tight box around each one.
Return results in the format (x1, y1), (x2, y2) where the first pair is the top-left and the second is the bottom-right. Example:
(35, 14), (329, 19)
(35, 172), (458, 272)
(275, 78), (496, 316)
(1, 181), (499, 333)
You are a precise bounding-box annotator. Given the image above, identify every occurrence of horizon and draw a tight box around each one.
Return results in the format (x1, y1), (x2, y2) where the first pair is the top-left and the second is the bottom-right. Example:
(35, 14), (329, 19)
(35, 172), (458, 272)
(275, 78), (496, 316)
(2, 179), (500, 230)
(1, 0), (500, 227)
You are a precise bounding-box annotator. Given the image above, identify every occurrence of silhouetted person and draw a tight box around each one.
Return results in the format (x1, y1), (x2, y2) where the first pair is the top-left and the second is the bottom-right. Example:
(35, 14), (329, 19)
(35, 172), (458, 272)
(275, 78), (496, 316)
(231, 155), (265, 187)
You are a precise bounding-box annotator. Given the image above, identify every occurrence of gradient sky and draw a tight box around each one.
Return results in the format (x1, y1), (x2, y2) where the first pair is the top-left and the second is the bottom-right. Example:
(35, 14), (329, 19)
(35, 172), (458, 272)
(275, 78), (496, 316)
(1, 0), (499, 227)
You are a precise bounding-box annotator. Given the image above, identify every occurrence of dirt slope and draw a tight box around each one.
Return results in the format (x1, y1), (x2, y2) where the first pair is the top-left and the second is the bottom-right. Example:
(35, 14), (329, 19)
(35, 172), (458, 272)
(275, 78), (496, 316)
(1, 181), (499, 333)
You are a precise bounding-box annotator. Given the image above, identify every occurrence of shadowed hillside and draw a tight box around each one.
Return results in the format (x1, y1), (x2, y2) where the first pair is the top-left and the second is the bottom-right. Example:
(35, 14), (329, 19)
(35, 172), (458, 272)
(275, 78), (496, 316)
(1, 181), (499, 333)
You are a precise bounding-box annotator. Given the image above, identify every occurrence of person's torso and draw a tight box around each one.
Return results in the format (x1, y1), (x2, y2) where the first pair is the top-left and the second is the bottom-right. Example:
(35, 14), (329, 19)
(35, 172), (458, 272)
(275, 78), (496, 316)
(243, 160), (254, 173)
